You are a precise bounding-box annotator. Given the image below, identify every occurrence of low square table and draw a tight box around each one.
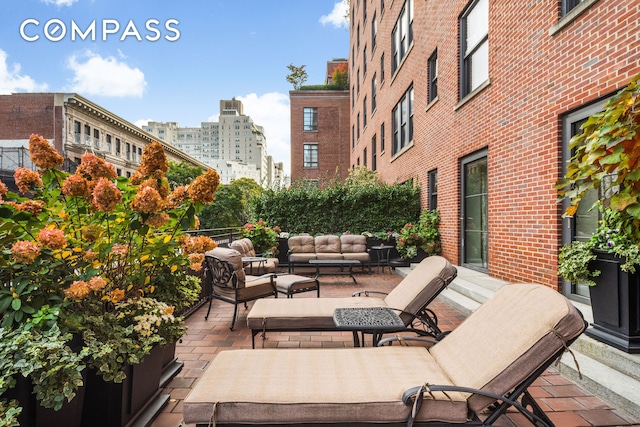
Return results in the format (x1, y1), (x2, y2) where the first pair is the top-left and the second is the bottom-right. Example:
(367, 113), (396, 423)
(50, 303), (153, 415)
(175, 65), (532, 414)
(333, 306), (405, 347)
(308, 259), (361, 284)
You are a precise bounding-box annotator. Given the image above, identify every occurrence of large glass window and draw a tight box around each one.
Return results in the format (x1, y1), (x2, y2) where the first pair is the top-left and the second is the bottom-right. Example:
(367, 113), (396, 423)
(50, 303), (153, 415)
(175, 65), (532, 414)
(392, 85), (414, 155)
(392, 0), (414, 74)
(371, 74), (377, 112)
(303, 143), (318, 168)
(460, 0), (488, 98)
(461, 151), (488, 270)
(303, 107), (318, 131)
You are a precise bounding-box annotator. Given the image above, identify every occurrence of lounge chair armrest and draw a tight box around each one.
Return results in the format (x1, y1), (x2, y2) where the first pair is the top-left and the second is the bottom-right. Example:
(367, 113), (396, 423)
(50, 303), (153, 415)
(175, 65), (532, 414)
(402, 384), (554, 427)
(245, 273), (276, 283)
(352, 290), (389, 297)
(377, 336), (438, 346)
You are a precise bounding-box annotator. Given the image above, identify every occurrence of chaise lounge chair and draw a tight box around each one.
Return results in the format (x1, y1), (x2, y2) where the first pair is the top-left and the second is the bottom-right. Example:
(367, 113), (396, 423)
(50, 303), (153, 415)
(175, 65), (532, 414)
(247, 255), (458, 348)
(183, 283), (587, 426)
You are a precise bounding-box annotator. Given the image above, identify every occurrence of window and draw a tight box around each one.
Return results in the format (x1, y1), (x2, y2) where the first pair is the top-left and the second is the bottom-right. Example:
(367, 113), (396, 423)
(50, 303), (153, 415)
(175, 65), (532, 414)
(303, 107), (318, 131)
(562, 0), (584, 16)
(115, 138), (121, 155)
(84, 124), (91, 145)
(303, 143), (318, 168)
(73, 121), (81, 143)
(380, 122), (385, 152)
(428, 49), (438, 102)
(363, 45), (367, 76)
(372, 135), (377, 171)
(371, 12), (377, 51)
(357, 113), (361, 140)
(371, 74), (377, 112)
(363, 97), (367, 129)
(380, 53), (385, 82)
(357, 69), (360, 94)
(392, 85), (414, 155)
(126, 143), (131, 160)
(363, 147), (367, 167)
(428, 169), (438, 209)
(392, 0), (414, 74)
(460, 0), (488, 98)
(106, 134), (112, 153)
(352, 125), (355, 149)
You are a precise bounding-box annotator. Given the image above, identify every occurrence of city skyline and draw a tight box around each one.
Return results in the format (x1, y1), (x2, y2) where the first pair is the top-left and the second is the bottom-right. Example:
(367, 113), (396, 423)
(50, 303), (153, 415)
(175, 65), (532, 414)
(0, 0), (350, 175)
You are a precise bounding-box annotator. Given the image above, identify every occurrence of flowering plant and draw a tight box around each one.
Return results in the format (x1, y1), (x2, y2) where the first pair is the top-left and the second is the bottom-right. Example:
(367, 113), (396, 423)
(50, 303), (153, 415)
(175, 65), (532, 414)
(241, 220), (281, 256)
(395, 210), (442, 259)
(361, 231), (398, 242)
(0, 135), (219, 411)
(558, 208), (640, 286)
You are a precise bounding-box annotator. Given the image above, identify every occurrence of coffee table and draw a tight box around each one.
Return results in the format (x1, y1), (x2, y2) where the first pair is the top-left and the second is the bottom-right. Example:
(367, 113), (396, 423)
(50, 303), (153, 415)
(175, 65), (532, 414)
(308, 259), (361, 284)
(241, 256), (267, 275)
(333, 306), (405, 347)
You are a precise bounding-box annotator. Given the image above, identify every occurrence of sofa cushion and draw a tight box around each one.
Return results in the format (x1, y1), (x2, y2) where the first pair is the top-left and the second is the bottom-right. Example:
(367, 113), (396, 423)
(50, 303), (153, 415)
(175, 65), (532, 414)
(288, 235), (316, 254)
(229, 238), (256, 257)
(340, 234), (367, 253)
(183, 347), (468, 425)
(314, 235), (341, 253)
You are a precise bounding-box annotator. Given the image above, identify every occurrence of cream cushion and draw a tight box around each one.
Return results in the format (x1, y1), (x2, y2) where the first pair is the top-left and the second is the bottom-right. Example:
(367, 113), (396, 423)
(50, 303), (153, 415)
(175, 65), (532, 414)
(183, 347), (468, 425)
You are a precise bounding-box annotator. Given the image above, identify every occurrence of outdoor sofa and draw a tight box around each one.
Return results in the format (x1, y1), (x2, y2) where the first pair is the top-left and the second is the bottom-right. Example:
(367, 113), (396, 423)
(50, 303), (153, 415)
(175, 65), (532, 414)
(287, 234), (371, 273)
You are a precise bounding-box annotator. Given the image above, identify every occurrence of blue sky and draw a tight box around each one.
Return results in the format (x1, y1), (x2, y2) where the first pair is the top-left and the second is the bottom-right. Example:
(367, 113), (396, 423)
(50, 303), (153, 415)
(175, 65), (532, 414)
(0, 0), (350, 175)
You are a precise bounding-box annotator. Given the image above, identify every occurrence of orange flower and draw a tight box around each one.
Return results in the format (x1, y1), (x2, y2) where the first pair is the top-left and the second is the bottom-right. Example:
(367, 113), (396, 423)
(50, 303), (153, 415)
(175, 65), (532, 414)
(132, 186), (164, 214)
(65, 281), (91, 300)
(7, 200), (46, 216)
(181, 236), (217, 254)
(87, 276), (107, 292)
(167, 186), (186, 208)
(188, 170), (220, 204)
(62, 173), (90, 198)
(28, 134), (64, 169)
(11, 240), (41, 264)
(14, 168), (42, 194)
(112, 244), (129, 255)
(144, 213), (170, 227)
(109, 288), (125, 303)
(77, 153), (117, 181)
(37, 228), (67, 250)
(92, 178), (122, 212)
(137, 141), (168, 177)
(83, 250), (98, 262)
(189, 253), (205, 271)
(0, 180), (8, 197)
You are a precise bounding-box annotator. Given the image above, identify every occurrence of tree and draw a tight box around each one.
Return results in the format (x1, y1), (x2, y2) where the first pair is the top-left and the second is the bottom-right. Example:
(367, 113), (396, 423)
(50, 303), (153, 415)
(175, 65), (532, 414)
(166, 161), (205, 189)
(286, 64), (308, 90)
(331, 62), (349, 89)
(345, 166), (380, 187)
(199, 178), (262, 229)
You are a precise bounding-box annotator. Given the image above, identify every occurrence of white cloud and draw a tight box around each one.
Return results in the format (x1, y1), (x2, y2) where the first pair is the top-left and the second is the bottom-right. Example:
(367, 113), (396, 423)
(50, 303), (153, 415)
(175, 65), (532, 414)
(41, 0), (79, 7)
(134, 119), (152, 129)
(0, 49), (48, 94)
(320, 1), (349, 29)
(65, 50), (147, 97)
(231, 92), (291, 175)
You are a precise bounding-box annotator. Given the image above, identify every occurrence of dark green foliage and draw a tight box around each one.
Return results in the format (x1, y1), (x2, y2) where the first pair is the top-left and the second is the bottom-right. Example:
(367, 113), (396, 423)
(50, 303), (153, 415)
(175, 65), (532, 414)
(251, 181), (421, 234)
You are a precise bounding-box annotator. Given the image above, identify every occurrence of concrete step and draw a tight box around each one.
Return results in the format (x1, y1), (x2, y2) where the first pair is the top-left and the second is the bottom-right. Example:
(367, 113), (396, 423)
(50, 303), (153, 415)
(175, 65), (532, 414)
(396, 263), (640, 420)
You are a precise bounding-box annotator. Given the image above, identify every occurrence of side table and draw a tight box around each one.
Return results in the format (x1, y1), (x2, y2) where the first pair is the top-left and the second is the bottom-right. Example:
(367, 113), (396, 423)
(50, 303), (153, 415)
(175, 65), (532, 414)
(371, 245), (394, 273)
(333, 306), (405, 347)
(242, 256), (266, 275)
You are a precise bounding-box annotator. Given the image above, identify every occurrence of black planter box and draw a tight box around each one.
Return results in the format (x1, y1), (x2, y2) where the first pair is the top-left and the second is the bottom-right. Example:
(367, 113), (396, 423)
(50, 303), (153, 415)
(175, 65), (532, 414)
(586, 250), (640, 353)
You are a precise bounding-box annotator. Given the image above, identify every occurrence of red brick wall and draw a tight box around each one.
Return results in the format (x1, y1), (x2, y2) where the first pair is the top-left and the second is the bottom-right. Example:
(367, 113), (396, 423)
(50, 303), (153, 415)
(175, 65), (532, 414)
(290, 90), (351, 183)
(0, 93), (62, 151)
(351, 0), (640, 287)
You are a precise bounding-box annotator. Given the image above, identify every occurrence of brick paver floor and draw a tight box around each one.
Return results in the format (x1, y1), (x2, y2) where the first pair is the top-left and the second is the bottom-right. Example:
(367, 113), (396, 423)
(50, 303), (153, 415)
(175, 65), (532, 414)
(151, 269), (640, 427)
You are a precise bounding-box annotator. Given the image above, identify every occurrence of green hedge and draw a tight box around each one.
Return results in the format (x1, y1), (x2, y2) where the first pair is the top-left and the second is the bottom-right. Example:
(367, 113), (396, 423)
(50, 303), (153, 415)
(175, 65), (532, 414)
(250, 182), (421, 234)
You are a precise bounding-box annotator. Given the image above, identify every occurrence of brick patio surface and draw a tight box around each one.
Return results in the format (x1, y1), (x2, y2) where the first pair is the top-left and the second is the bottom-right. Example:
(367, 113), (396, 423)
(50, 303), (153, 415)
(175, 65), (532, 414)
(151, 269), (640, 427)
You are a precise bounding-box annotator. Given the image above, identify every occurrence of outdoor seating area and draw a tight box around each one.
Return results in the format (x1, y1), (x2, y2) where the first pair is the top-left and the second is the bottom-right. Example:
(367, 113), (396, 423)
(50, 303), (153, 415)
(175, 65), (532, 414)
(151, 269), (640, 427)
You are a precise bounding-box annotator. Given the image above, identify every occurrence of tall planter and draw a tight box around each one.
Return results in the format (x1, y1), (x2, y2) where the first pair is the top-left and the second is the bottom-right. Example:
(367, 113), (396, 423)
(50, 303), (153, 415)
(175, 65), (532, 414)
(81, 343), (181, 426)
(586, 250), (640, 353)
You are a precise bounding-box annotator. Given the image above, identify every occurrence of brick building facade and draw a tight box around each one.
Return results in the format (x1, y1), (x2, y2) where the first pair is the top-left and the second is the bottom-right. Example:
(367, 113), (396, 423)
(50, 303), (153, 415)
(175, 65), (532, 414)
(350, 0), (640, 298)
(0, 93), (209, 182)
(290, 89), (351, 184)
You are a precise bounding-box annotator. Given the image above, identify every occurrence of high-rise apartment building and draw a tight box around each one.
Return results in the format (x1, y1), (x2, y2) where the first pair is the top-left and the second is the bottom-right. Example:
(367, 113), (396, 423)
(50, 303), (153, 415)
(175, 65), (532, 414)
(144, 99), (278, 186)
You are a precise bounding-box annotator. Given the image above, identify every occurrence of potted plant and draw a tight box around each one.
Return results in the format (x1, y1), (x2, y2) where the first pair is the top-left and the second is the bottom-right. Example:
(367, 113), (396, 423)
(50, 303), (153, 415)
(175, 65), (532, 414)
(395, 210), (442, 262)
(556, 72), (640, 354)
(0, 135), (220, 424)
(241, 220), (280, 257)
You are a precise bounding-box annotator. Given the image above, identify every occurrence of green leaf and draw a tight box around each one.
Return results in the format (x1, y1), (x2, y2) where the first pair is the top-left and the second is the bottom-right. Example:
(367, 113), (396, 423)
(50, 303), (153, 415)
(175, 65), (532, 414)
(11, 298), (21, 311)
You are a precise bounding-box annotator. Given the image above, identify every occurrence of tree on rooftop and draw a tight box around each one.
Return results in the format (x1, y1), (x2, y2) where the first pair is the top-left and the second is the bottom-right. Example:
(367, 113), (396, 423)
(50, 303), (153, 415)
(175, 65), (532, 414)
(332, 63), (349, 90)
(286, 64), (308, 90)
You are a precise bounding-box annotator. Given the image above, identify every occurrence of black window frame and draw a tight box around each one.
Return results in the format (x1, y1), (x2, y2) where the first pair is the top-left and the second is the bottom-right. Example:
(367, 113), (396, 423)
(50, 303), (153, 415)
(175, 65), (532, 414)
(459, 0), (488, 99)
(303, 107), (318, 131)
(303, 143), (319, 168)
(391, 85), (414, 155)
(391, 0), (414, 74)
(428, 49), (438, 102)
